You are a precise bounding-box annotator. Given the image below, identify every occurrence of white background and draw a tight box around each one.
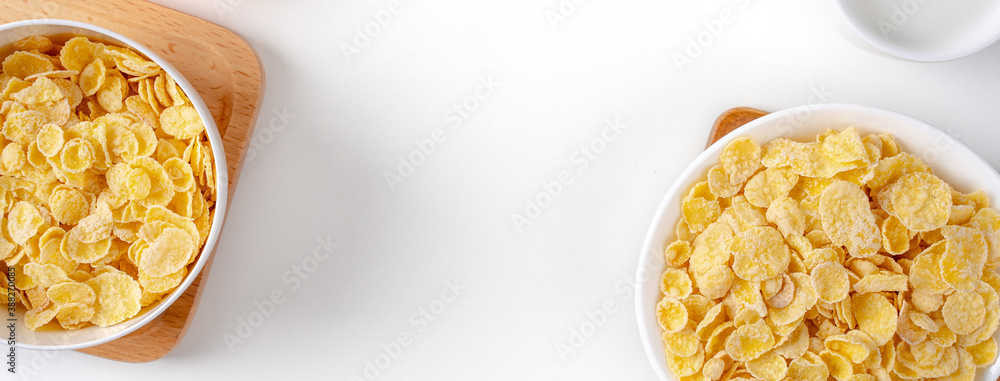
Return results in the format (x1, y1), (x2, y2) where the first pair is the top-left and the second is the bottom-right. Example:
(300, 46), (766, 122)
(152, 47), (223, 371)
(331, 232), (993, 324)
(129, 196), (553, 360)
(14, 0), (1000, 380)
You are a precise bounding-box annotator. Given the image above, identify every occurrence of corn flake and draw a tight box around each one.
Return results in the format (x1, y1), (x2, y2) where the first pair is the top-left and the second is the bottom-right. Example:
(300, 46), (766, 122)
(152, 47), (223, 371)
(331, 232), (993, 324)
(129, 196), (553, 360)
(746, 350), (787, 381)
(811, 261), (850, 303)
(656, 297), (688, 333)
(2, 51), (55, 79)
(819, 181), (881, 258)
(820, 349), (854, 380)
(666, 345), (705, 378)
(54, 302), (95, 330)
(725, 320), (774, 362)
(683, 182), (722, 234)
(160, 105), (205, 140)
(943, 291), (985, 335)
(729, 226), (789, 281)
(660, 268), (693, 300)
(85, 272), (141, 327)
(765, 196), (805, 238)
(852, 292), (897, 346)
(890, 172), (952, 232)
(78, 59), (106, 97)
(744, 167), (798, 209)
(662, 327), (699, 358)
(138, 267), (186, 294)
(966, 337), (997, 368)
(939, 225), (988, 293)
(664, 240), (691, 268)
(696, 303), (727, 340)
(8, 201), (43, 245)
(896, 302), (929, 345)
(690, 222), (733, 288)
(24, 308), (56, 330)
(787, 352), (829, 381)
(853, 272), (908, 294)
(23, 263), (69, 289)
(659, 129), (1000, 380)
(719, 137), (761, 186)
(824, 333), (870, 364)
(707, 164), (740, 198)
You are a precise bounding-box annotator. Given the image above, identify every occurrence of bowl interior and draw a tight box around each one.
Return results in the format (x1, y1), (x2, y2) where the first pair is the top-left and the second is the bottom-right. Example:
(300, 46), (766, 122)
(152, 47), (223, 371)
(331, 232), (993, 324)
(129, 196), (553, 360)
(636, 104), (1000, 380)
(0, 20), (228, 350)
(837, 0), (1000, 61)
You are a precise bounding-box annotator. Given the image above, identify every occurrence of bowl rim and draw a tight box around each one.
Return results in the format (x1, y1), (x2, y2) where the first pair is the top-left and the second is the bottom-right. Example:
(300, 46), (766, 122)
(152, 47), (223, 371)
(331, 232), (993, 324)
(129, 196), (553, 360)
(834, 0), (1000, 62)
(633, 103), (1000, 380)
(0, 18), (229, 351)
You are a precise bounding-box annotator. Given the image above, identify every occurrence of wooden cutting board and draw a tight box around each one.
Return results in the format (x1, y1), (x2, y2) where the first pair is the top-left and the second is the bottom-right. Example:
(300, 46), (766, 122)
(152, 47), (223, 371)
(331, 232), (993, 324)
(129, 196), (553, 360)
(706, 107), (769, 148)
(0, 0), (264, 362)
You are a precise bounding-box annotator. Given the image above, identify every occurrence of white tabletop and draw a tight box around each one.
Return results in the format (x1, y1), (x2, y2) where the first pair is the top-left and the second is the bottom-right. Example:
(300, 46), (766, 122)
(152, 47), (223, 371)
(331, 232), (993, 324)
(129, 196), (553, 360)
(16, 0), (1000, 380)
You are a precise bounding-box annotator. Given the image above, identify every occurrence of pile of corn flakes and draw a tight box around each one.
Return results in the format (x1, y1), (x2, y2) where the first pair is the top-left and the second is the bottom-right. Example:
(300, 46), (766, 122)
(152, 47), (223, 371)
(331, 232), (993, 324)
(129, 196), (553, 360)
(0, 35), (216, 330)
(657, 128), (1000, 380)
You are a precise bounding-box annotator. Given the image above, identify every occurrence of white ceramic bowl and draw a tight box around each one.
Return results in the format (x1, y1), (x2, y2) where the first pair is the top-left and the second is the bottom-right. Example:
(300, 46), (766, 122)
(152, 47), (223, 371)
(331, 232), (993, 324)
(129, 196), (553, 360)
(635, 104), (1000, 380)
(836, 0), (1000, 62)
(0, 19), (229, 350)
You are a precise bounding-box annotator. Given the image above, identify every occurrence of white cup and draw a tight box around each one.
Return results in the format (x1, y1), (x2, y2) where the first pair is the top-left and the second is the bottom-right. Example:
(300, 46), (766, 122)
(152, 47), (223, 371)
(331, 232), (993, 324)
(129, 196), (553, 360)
(836, 0), (1000, 62)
